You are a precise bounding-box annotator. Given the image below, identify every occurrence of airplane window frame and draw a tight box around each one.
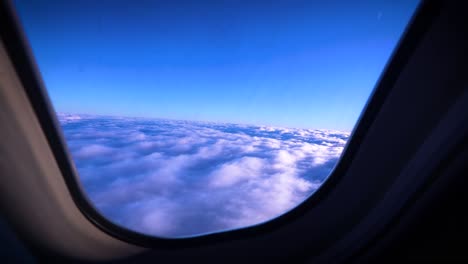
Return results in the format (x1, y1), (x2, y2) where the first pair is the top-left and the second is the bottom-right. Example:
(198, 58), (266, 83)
(0, 0), (442, 250)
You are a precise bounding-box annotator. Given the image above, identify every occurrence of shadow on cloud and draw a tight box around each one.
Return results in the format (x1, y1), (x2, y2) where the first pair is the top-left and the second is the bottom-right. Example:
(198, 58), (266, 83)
(59, 113), (349, 238)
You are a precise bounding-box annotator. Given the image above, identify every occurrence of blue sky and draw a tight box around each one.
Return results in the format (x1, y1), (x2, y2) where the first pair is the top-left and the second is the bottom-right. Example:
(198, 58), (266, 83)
(15, 0), (418, 130)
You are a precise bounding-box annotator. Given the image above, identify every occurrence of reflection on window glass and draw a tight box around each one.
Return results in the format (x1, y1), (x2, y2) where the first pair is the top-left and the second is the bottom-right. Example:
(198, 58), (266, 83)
(14, 0), (419, 238)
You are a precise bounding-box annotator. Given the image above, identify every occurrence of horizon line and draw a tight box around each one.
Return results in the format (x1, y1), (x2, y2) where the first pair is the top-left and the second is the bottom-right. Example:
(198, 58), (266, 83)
(56, 111), (352, 133)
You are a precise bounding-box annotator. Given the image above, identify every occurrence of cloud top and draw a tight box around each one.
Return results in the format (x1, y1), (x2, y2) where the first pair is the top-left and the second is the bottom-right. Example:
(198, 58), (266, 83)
(58, 114), (349, 237)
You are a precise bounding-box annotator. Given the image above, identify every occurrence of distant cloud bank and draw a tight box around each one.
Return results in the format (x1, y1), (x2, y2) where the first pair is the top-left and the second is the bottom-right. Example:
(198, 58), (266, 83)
(58, 113), (349, 237)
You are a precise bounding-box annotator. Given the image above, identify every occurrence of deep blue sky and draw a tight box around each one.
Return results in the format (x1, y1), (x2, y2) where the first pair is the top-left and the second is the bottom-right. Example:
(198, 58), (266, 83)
(14, 0), (418, 130)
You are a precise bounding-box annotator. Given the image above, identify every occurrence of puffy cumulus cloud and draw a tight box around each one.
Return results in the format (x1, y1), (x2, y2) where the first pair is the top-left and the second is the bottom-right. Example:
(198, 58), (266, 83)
(59, 114), (350, 238)
(209, 157), (266, 188)
(74, 144), (115, 159)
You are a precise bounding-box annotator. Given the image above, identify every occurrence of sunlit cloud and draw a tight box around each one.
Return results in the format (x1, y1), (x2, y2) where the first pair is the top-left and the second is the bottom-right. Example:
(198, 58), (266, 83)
(59, 113), (349, 237)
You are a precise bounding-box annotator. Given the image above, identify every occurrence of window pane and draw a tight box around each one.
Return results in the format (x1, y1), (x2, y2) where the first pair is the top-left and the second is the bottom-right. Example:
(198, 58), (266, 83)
(14, 0), (419, 238)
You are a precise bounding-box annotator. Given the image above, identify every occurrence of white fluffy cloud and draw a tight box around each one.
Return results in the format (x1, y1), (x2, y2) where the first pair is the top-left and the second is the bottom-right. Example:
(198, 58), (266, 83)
(58, 114), (349, 237)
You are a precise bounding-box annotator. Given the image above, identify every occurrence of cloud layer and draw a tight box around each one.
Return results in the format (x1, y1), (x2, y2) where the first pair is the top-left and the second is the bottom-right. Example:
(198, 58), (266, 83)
(59, 113), (349, 238)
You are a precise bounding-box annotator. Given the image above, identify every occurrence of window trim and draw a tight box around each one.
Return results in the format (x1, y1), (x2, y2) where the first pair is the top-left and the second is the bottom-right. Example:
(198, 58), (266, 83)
(0, 0), (441, 249)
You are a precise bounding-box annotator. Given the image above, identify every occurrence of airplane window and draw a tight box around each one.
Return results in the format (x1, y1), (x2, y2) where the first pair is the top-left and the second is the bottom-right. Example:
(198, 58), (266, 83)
(13, 1), (419, 238)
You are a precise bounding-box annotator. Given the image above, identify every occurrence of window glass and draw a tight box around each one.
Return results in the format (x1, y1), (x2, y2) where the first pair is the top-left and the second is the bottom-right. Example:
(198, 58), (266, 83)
(14, 0), (419, 238)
